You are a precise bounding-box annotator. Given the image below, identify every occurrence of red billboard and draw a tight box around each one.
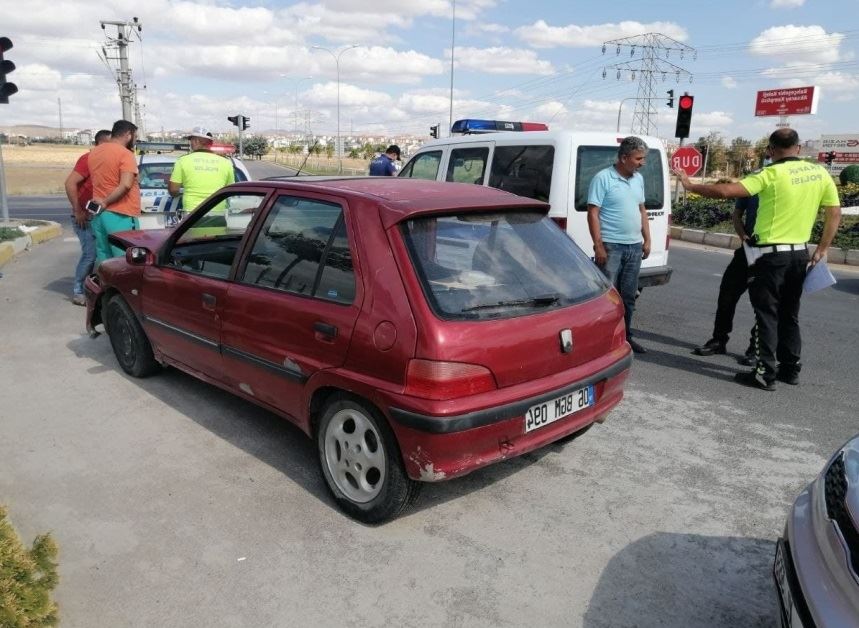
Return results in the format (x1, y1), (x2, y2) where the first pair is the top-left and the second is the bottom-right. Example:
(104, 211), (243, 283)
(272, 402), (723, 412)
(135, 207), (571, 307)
(754, 86), (818, 117)
(818, 152), (859, 164)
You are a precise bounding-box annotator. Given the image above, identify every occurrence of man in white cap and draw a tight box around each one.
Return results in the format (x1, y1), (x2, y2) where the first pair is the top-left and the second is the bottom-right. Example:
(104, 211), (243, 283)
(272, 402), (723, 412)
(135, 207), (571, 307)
(168, 126), (235, 213)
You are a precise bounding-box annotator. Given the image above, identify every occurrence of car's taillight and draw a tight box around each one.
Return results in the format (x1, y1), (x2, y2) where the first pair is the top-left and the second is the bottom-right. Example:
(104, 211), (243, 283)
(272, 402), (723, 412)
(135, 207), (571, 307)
(666, 214), (672, 250)
(404, 359), (496, 400)
(550, 217), (567, 232)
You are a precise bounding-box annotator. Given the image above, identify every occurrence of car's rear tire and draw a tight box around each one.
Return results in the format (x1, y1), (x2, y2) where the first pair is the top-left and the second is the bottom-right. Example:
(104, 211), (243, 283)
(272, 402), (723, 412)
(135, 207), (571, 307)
(317, 394), (419, 524)
(105, 295), (160, 378)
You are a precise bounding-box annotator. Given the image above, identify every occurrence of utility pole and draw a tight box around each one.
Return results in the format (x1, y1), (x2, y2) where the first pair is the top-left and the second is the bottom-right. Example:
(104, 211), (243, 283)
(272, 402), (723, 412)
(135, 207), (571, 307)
(99, 18), (142, 121)
(57, 97), (63, 142)
(602, 33), (695, 136)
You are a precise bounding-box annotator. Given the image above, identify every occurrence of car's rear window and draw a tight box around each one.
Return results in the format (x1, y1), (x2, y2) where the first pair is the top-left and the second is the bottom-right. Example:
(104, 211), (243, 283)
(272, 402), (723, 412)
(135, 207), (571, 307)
(574, 146), (664, 211)
(139, 163), (174, 189)
(401, 211), (609, 320)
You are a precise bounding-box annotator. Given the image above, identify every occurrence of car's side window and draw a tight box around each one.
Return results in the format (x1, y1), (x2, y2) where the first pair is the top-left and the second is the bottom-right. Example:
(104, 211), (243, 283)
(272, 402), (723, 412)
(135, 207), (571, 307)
(240, 195), (355, 303)
(166, 192), (266, 279)
(138, 163), (173, 189)
(446, 147), (489, 185)
(399, 151), (442, 180)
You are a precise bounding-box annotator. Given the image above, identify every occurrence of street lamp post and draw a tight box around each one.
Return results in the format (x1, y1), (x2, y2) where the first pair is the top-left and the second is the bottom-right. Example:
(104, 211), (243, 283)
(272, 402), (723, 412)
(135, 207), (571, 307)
(292, 76), (312, 136)
(312, 44), (358, 174)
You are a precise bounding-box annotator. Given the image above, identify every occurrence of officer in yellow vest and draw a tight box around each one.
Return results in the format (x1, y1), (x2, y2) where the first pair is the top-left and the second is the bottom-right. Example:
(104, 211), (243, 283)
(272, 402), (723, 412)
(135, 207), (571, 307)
(168, 126), (235, 218)
(675, 128), (841, 390)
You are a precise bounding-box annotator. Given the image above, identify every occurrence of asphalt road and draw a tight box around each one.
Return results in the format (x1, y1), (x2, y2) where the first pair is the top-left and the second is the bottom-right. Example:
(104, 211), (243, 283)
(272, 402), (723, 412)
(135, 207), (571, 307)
(0, 237), (857, 627)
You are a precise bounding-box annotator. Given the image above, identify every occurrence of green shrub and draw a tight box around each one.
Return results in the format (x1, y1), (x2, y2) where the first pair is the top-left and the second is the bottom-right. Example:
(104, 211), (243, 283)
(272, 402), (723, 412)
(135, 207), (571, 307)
(839, 182), (859, 208)
(0, 505), (59, 627)
(672, 197), (734, 228)
(839, 164), (859, 185)
(0, 227), (25, 242)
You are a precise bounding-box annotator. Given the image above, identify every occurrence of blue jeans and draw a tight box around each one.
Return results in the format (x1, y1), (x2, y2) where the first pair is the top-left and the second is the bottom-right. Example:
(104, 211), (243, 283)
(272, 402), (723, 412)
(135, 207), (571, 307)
(601, 242), (643, 339)
(72, 219), (96, 295)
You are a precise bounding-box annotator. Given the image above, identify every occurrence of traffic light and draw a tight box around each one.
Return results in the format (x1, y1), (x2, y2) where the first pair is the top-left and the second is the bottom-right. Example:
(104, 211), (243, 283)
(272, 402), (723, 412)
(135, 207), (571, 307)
(241, 115), (250, 131)
(227, 115), (239, 127)
(674, 93), (694, 139)
(0, 37), (18, 104)
(825, 151), (836, 166)
(666, 89), (674, 108)
(430, 124), (439, 139)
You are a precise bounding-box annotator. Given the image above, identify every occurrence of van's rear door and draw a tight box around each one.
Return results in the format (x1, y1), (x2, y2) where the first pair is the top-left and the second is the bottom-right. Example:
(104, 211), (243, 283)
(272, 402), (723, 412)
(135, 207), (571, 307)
(444, 143), (494, 186)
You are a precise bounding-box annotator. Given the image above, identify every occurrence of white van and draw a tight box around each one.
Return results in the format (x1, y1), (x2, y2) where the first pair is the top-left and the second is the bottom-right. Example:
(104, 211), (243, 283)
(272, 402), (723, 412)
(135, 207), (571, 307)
(397, 120), (672, 287)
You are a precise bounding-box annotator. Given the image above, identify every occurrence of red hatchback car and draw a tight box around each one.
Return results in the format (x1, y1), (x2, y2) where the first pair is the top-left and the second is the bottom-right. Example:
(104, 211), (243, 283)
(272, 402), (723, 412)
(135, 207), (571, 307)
(85, 178), (631, 523)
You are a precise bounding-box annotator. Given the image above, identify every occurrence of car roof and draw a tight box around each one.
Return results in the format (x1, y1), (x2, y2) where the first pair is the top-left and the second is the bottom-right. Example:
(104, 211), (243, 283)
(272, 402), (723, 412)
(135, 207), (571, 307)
(237, 177), (548, 228)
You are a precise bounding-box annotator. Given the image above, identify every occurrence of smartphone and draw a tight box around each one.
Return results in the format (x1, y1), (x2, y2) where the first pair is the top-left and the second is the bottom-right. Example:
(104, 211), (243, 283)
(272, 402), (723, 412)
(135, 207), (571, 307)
(85, 200), (103, 215)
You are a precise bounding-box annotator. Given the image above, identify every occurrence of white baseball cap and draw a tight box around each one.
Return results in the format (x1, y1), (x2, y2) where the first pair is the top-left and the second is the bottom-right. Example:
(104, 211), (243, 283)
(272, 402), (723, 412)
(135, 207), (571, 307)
(185, 126), (213, 141)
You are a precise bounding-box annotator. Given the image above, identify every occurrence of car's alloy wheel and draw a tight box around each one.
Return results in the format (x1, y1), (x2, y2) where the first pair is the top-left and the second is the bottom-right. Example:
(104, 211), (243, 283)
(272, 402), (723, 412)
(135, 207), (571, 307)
(317, 395), (419, 523)
(105, 296), (159, 378)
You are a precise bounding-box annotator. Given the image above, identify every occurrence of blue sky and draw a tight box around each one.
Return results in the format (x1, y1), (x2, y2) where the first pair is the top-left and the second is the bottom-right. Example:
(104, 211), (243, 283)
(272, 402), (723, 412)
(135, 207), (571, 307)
(2, 0), (857, 144)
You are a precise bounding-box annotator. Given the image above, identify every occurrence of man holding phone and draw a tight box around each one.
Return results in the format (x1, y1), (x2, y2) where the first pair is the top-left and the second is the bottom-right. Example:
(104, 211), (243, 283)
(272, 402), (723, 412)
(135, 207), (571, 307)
(88, 119), (141, 265)
(63, 129), (110, 305)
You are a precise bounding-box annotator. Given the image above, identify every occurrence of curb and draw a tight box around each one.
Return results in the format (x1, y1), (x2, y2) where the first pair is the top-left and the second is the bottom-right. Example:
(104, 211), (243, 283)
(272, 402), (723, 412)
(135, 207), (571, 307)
(0, 221), (64, 269)
(671, 226), (859, 267)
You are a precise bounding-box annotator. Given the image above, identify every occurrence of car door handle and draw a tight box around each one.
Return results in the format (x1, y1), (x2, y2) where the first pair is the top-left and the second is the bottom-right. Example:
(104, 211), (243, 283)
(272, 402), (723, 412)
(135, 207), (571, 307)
(314, 321), (338, 340)
(201, 293), (217, 310)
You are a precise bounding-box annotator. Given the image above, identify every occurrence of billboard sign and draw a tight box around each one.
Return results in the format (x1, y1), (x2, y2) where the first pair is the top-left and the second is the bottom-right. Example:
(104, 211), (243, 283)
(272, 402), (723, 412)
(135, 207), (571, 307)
(819, 134), (859, 174)
(754, 86), (818, 117)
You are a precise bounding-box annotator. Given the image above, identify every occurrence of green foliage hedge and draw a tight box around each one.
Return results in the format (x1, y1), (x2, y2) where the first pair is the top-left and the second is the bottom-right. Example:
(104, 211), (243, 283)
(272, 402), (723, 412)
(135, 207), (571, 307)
(840, 165), (859, 185)
(0, 505), (59, 627)
(673, 192), (859, 249)
(0, 227), (25, 243)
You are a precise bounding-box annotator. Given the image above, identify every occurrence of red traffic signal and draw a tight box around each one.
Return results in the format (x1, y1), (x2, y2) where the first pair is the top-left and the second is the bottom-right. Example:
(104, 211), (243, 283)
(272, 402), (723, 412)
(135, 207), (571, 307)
(674, 94), (694, 139)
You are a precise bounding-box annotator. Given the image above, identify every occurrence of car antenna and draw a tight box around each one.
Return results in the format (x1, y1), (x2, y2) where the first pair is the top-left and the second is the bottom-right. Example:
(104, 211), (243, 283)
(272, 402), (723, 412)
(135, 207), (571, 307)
(294, 139), (319, 176)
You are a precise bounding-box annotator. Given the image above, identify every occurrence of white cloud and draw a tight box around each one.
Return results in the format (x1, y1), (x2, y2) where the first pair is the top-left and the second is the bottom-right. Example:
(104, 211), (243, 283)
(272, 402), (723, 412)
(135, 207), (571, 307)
(770, 0), (805, 7)
(749, 25), (845, 64)
(722, 76), (738, 89)
(696, 112), (733, 127)
(450, 47), (555, 75)
(515, 20), (687, 48)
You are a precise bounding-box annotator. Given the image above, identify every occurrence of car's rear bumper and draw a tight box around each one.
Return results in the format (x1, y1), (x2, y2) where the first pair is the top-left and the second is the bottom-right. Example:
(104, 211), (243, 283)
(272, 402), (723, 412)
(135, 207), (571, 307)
(776, 478), (859, 627)
(388, 351), (632, 481)
(638, 264), (672, 287)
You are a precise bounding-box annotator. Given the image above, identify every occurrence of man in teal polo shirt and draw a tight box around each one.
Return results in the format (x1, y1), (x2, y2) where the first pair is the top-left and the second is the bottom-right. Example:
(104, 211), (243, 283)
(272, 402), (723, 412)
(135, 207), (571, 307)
(675, 128), (841, 390)
(587, 136), (652, 354)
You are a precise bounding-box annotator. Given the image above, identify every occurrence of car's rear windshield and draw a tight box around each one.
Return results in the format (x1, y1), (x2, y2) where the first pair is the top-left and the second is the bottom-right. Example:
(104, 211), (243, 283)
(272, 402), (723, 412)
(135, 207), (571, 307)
(401, 211), (609, 320)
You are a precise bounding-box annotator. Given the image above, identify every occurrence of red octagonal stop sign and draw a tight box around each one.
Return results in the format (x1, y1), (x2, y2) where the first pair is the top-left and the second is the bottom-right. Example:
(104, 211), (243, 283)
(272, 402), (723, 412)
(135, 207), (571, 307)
(671, 146), (703, 176)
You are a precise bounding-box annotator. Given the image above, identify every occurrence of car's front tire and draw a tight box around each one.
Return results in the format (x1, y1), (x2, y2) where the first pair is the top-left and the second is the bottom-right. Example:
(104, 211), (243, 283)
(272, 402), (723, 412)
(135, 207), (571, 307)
(105, 295), (159, 378)
(317, 395), (419, 524)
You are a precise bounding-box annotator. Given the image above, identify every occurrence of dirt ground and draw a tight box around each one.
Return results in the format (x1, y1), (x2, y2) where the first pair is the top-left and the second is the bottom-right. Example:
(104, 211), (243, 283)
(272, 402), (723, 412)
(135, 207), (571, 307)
(2, 144), (87, 195)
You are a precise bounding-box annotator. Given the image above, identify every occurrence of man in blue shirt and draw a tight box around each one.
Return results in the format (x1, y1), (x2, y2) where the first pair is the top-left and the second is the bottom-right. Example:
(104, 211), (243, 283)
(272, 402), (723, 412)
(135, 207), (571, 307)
(369, 145), (401, 176)
(693, 192), (760, 362)
(587, 136), (652, 354)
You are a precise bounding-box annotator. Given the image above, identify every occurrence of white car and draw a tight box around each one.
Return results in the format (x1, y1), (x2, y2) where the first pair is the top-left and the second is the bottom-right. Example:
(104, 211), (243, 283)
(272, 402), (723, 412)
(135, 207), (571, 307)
(137, 152), (251, 229)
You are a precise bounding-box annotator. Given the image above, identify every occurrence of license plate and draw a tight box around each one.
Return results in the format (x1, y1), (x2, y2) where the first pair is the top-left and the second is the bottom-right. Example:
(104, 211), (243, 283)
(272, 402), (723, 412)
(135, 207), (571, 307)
(524, 385), (594, 433)
(773, 539), (796, 628)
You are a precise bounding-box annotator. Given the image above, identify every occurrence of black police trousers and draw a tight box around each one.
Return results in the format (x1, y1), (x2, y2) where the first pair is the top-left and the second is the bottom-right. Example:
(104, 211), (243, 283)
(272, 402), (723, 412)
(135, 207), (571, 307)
(748, 249), (809, 383)
(712, 247), (754, 348)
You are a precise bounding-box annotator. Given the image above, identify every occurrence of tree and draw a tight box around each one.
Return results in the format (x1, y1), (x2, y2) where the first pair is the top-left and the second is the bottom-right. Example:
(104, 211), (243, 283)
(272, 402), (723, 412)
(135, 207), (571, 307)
(695, 132), (727, 176)
(242, 135), (269, 160)
(326, 144), (334, 159)
(726, 137), (753, 177)
(752, 136), (769, 168)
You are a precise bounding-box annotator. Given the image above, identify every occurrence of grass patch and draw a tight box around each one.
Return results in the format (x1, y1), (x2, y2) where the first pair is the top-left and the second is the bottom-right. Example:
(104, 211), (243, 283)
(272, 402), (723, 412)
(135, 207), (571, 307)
(0, 226), (25, 242)
(0, 505), (59, 627)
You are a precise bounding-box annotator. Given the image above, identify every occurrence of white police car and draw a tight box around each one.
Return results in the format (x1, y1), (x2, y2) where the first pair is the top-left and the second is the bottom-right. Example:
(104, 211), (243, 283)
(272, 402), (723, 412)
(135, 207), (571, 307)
(137, 141), (251, 229)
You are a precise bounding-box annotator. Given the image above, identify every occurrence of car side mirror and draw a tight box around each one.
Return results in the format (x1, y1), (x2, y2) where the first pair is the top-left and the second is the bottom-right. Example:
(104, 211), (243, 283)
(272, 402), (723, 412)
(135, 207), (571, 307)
(126, 246), (154, 266)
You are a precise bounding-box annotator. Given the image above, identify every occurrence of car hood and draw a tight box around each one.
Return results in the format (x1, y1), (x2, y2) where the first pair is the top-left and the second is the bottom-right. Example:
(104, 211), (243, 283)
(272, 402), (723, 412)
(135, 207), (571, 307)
(108, 227), (173, 251)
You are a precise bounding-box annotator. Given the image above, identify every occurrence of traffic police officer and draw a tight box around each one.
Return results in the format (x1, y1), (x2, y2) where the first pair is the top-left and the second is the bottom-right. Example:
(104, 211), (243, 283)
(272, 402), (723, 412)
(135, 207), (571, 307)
(169, 126), (235, 219)
(368, 145), (401, 176)
(675, 128), (841, 390)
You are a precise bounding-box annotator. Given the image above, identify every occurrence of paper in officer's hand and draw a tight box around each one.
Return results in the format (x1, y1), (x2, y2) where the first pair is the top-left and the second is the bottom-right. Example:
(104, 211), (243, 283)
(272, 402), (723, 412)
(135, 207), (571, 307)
(803, 260), (836, 294)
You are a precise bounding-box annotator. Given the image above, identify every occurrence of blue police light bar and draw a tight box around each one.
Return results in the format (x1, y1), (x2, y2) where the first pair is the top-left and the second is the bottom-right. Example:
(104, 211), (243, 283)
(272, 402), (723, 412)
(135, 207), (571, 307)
(450, 119), (549, 134)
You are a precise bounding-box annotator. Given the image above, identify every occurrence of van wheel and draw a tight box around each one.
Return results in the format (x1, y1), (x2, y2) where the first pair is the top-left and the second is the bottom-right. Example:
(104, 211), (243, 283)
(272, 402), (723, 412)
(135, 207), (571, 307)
(105, 295), (159, 378)
(317, 395), (419, 524)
